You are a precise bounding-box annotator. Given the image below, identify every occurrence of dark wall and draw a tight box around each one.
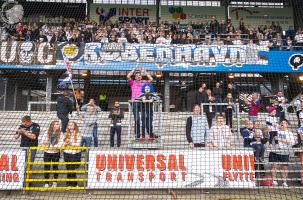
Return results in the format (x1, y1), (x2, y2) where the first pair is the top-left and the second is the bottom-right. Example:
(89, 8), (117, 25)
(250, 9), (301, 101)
(292, 0), (303, 29)
(22, 2), (86, 19)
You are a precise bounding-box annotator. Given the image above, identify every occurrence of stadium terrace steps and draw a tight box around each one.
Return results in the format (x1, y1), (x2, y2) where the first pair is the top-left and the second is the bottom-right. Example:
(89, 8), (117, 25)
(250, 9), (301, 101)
(0, 111), (299, 149)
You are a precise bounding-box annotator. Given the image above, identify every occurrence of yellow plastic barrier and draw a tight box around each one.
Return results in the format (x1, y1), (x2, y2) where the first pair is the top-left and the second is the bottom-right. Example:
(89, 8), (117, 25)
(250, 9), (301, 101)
(25, 146), (88, 191)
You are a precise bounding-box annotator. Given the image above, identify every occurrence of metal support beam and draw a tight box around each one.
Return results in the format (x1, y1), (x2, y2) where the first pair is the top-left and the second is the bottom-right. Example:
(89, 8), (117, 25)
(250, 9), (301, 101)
(156, 0), (161, 27)
(87, 0), (93, 19)
(2, 79), (7, 111)
(164, 72), (170, 112)
(46, 75), (53, 111)
(13, 83), (18, 111)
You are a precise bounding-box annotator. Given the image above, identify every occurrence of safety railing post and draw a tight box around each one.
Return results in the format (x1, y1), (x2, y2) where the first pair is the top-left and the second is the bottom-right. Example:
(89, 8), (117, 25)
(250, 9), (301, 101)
(128, 101), (132, 145)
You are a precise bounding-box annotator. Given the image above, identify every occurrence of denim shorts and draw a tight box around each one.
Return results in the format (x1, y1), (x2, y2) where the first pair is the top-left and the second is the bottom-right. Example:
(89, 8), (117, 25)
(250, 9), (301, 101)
(269, 152), (289, 163)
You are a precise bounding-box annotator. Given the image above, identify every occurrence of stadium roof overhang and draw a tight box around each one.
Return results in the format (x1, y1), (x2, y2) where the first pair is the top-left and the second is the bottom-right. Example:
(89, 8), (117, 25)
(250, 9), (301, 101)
(8, 0), (292, 6)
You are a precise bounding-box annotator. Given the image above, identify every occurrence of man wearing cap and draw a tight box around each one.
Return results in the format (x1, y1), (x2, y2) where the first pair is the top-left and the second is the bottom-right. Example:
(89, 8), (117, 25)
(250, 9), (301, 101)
(269, 119), (296, 187)
(127, 67), (153, 140)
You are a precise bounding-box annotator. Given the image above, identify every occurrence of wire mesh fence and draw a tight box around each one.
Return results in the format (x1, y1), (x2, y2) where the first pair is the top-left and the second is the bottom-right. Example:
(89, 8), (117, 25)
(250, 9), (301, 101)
(0, 0), (303, 199)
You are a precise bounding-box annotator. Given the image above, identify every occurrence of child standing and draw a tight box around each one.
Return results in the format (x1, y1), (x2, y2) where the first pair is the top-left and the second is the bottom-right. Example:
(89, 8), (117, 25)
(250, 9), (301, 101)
(136, 83), (160, 142)
(241, 120), (254, 147)
(266, 106), (279, 146)
(251, 121), (268, 162)
(108, 101), (124, 148)
(251, 121), (269, 178)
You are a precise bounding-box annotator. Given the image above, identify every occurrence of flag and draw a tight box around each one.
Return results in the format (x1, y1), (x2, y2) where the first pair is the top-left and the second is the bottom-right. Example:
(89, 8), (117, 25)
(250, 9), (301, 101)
(58, 73), (72, 88)
(64, 56), (72, 75)
(58, 57), (73, 88)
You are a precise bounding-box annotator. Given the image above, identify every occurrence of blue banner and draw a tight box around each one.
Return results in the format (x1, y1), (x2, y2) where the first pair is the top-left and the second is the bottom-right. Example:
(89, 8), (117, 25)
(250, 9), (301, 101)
(0, 42), (302, 72)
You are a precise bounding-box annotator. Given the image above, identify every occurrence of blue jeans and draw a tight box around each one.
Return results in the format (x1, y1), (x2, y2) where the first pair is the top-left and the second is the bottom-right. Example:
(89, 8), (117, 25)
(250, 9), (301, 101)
(141, 110), (153, 138)
(252, 143), (265, 160)
(110, 125), (122, 147)
(132, 102), (141, 138)
(248, 115), (258, 122)
(92, 123), (98, 147)
(24, 148), (36, 162)
(81, 136), (92, 147)
(31, 149), (37, 162)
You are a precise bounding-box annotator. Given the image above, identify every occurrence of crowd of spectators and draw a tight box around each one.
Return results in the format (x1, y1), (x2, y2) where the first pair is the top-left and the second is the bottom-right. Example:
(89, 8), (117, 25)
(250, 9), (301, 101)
(1, 16), (303, 50)
(14, 70), (303, 188)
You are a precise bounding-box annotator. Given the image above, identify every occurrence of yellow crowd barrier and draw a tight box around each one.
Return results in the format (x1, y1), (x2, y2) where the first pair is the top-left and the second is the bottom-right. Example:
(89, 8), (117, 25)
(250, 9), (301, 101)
(25, 146), (88, 191)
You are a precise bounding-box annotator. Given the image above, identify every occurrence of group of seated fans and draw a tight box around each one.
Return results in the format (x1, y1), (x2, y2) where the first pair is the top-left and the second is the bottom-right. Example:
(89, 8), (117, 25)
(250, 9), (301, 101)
(1, 16), (303, 49)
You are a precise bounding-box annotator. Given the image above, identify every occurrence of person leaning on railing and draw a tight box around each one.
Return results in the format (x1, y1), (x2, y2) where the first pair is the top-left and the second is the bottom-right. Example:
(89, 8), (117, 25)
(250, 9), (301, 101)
(41, 120), (64, 188)
(63, 121), (82, 188)
(127, 67), (153, 140)
(136, 83), (160, 142)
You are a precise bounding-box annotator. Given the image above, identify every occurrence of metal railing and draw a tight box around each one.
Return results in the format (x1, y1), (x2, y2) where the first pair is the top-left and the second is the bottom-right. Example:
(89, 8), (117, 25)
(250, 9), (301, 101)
(128, 100), (163, 149)
(27, 101), (57, 116)
(200, 103), (241, 139)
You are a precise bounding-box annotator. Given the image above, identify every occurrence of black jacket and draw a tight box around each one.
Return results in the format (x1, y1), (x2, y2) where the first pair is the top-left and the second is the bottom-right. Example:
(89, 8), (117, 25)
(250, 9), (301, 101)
(57, 95), (73, 115)
(186, 116), (193, 143)
(196, 91), (214, 113)
(108, 108), (124, 125)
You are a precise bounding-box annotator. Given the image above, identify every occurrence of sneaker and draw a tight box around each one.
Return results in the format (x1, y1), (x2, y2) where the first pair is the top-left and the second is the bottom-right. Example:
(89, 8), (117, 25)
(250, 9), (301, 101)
(282, 182), (288, 187)
(42, 183), (49, 191)
(273, 181), (278, 186)
(52, 182), (57, 188)
(259, 158), (264, 163)
(148, 137), (155, 142)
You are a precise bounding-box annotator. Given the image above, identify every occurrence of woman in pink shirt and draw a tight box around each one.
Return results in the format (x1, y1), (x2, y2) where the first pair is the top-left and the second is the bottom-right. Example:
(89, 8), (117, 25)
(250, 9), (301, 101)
(127, 67), (153, 140)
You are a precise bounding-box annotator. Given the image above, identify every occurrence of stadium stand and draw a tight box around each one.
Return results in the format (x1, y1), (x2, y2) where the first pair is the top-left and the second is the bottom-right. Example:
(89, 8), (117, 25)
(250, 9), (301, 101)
(0, 0), (303, 199)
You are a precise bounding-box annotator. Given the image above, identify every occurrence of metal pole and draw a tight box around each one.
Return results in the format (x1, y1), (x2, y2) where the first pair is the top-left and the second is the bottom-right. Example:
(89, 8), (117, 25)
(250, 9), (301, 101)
(164, 72), (170, 112)
(128, 101), (132, 147)
(156, 0), (161, 27)
(3, 79), (7, 111)
(46, 75), (53, 111)
(13, 83), (17, 111)
(28, 102), (31, 117)
(236, 103), (240, 141)
(86, 0), (92, 19)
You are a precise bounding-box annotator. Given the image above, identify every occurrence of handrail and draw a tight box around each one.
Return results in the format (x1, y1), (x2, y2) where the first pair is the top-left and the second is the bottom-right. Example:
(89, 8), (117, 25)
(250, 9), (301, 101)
(27, 101), (57, 116)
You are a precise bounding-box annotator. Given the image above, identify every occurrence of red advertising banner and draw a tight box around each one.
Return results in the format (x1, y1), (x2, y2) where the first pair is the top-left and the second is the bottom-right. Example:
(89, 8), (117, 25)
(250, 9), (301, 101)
(0, 149), (26, 190)
(88, 150), (255, 189)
